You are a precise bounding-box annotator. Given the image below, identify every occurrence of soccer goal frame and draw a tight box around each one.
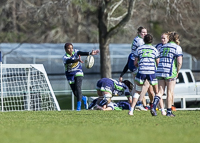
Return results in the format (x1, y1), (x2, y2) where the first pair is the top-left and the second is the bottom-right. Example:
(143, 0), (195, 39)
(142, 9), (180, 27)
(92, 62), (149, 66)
(0, 63), (60, 112)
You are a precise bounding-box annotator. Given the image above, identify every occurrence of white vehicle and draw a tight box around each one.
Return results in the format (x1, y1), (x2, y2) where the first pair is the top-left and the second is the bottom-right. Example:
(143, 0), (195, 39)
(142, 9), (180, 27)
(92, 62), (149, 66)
(175, 69), (200, 95)
(162, 69), (200, 105)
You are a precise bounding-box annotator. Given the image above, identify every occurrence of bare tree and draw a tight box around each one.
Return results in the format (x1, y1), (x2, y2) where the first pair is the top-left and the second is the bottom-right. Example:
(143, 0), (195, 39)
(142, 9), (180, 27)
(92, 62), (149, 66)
(98, 0), (136, 78)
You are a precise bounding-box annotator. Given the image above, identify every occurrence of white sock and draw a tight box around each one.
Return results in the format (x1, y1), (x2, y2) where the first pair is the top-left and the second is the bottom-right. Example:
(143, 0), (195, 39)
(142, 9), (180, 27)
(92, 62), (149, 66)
(130, 107), (134, 112)
(161, 108), (165, 111)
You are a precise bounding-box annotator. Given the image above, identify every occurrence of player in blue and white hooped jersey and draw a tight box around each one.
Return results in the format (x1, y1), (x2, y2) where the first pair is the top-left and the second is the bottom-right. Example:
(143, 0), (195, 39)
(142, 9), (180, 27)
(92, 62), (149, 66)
(121, 27), (153, 111)
(154, 32), (183, 117)
(63, 43), (99, 111)
(128, 34), (160, 116)
(95, 78), (133, 108)
(131, 26), (147, 58)
(155, 32), (170, 116)
(131, 27), (158, 111)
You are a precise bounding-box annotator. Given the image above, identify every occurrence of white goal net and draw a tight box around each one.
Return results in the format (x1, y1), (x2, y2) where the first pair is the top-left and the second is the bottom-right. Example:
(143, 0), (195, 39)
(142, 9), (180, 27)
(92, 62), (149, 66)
(0, 64), (60, 112)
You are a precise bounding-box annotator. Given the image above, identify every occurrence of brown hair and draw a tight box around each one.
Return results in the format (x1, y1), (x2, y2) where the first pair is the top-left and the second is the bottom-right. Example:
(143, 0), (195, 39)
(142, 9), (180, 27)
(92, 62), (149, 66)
(169, 32), (180, 45)
(123, 80), (133, 92)
(137, 26), (147, 34)
(144, 34), (153, 44)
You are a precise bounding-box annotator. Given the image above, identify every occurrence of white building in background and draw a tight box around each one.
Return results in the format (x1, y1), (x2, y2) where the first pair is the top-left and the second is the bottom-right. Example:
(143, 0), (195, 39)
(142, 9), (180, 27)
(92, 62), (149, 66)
(0, 43), (199, 94)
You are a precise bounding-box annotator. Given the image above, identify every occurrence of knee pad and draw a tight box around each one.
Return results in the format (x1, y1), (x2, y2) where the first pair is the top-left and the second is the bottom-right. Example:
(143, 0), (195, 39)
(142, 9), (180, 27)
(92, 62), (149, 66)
(133, 93), (140, 99)
(135, 84), (142, 92)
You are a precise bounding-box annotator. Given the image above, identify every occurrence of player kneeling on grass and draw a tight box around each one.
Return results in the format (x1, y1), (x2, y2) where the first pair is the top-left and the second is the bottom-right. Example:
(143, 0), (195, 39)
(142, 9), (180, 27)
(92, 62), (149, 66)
(88, 78), (133, 109)
(63, 43), (100, 111)
(128, 34), (160, 116)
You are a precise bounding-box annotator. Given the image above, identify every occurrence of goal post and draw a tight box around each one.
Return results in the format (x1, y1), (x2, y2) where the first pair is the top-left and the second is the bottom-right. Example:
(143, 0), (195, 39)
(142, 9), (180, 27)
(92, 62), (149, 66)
(0, 63), (61, 112)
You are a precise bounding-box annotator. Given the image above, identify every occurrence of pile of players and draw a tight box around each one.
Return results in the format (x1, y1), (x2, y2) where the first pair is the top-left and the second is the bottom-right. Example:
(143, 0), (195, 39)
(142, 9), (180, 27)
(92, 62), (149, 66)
(63, 26), (182, 117)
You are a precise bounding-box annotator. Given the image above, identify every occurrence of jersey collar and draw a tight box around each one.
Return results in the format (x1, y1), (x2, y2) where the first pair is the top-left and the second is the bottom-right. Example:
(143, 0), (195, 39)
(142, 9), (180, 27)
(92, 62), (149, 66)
(66, 51), (75, 57)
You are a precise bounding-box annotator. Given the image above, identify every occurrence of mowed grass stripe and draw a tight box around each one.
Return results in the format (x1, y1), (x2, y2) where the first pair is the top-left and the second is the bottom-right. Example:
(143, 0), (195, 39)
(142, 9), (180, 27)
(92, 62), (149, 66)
(0, 110), (199, 143)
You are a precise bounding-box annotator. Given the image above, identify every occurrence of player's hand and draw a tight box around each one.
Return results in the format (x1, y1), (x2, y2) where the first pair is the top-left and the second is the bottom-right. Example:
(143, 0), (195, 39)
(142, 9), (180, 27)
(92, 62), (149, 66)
(78, 55), (84, 63)
(119, 77), (123, 82)
(91, 49), (100, 55)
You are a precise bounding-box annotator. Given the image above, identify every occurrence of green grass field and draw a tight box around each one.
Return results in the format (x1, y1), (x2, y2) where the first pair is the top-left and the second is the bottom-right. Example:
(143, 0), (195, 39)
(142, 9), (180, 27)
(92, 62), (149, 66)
(0, 109), (200, 143)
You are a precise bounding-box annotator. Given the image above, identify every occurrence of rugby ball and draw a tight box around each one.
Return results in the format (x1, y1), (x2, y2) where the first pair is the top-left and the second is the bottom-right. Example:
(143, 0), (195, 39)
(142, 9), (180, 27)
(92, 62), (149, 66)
(85, 55), (94, 69)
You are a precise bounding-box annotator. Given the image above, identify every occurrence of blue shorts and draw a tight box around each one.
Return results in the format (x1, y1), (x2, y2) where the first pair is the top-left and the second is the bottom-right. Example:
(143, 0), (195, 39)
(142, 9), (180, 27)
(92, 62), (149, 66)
(135, 73), (158, 85)
(65, 71), (83, 84)
(96, 78), (114, 94)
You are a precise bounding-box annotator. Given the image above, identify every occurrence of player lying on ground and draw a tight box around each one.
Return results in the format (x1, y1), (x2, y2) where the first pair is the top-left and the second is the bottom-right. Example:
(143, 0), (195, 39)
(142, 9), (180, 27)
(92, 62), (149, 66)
(88, 98), (131, 111)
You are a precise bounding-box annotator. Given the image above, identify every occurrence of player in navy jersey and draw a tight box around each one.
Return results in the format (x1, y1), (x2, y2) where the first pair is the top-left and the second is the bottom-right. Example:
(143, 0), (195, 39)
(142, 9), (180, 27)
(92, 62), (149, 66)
(94, 78), (133, 108)
(128, 34), (160, 116)
(154, 32), (183, 117)
(63, 43), (99, 111)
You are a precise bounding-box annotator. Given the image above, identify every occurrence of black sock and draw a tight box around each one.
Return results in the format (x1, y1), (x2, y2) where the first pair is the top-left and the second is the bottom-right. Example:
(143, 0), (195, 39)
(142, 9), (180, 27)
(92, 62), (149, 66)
(153, 96), (160, 110)
(88, 99), (97, 109)
(167, 108), (172, 114)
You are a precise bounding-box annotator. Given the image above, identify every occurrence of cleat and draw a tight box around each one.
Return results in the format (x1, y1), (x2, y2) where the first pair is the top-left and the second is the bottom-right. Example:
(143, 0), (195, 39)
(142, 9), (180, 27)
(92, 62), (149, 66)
(135, 104), (147, 111)
(150, 108), (157, 116)
(166, 113), (175, 117)
(171, 106), (176, 111)
(128, 111), (133, 116)
(161, 110), (167, 116)
(82, 96), (88, 110)
(77, 101), (81, 111)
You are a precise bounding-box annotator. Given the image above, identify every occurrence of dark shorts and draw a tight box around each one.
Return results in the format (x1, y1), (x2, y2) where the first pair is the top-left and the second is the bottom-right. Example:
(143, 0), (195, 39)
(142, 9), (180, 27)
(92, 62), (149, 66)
(135, 73), (158, 85)
(96, 78), (114, 94)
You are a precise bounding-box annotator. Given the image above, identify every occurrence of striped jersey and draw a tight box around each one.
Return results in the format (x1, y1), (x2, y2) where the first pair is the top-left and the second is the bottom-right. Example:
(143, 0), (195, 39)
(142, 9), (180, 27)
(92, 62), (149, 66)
(63, 49), (83, 76)
(156, 42), (183, 77)
(155, 43), (163, 53)
(135, 44), (159, 74)
(131, 36), (144, 60)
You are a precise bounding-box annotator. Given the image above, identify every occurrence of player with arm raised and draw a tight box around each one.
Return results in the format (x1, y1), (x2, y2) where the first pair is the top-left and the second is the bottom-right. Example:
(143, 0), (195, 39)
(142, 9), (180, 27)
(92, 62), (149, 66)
(63, 43), (99, 111)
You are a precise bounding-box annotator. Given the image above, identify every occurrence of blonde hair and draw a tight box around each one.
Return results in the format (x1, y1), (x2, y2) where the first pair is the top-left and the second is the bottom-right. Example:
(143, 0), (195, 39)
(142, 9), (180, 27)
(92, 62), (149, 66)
(162, 32), (170, 38)
(169, 32), (180, 45)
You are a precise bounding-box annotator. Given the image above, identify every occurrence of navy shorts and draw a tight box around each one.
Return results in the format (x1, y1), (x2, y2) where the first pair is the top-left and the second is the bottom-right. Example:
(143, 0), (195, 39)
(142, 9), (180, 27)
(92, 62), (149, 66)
(135, 73), (158, 85)
(96, 78), (114, 94)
